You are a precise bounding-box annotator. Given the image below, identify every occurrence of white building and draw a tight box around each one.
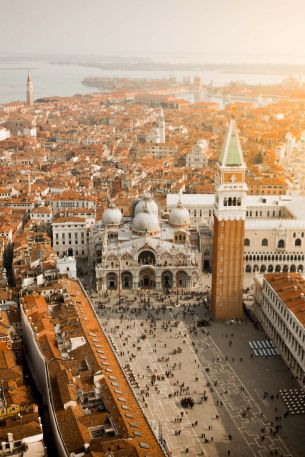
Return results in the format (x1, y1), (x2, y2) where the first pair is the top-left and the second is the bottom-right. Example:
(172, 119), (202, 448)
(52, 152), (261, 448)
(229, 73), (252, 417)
(0, 127), (10, 141)
(50, 193), (96, 213)
(167, 194), (305, 274)
(185, 139), (209, 168)
(254, 273), (305, 384)
(30, 206), (53, 224)
(145, 107), (166, 144)
(52, 217), (88, 259)
(56, 256), (77, 279)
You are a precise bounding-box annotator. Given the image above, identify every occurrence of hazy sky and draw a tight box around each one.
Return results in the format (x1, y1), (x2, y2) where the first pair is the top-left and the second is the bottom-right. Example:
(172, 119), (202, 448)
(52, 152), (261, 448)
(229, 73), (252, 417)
(1, 0), (305, 63)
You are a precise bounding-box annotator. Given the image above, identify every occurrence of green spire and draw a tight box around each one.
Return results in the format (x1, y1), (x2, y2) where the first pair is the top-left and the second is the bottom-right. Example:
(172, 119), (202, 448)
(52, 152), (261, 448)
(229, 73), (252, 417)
(219, 116), (244, 167)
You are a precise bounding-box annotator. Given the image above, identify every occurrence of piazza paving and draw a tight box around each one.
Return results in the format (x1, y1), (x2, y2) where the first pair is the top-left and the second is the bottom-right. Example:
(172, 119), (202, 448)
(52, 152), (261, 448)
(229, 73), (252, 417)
(90, 290), (305, 457)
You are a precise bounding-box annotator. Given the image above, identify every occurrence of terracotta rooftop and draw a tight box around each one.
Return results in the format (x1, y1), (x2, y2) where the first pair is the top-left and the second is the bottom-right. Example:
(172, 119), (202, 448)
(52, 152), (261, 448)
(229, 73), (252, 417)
(22, 279), (165, 456)
(264, 273), (305, 328)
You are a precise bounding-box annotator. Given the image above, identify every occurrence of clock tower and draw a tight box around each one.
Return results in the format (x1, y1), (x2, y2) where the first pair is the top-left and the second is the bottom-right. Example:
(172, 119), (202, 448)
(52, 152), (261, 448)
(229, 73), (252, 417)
(211, 113), (248, 320)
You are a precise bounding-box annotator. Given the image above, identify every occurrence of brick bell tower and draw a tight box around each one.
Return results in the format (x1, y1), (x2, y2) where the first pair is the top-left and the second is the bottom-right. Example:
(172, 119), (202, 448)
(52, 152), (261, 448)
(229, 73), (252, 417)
(26, 73), (33, 106)
(211, 112), (248, 320)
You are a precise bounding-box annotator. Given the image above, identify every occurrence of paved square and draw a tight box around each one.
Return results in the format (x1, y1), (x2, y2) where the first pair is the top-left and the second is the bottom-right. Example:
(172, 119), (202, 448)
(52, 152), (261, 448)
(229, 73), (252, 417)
(90, 289), (305, 457)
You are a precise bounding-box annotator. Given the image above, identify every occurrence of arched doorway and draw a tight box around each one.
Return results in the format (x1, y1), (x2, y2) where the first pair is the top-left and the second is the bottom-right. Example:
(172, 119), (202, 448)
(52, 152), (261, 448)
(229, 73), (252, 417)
(290, 265), (296, 272)
(139, 268), (156, 288)
(283, 265), (289, 272)
(106, 272), (118, 290)
(260, 265), (266, 273)
(121, 271), (133, 289)
(176, 271), (188, 288)
(268, 265), (274, 272)
(161, 271), (173, 289)
(203, 249), (210, 271)
(203, 259), (210, 271)
(275, 265), (281, 272)
(138, 250), (156, 265)
(298, 265), (304, 272)
(245, 265), (252, 272)
(253, 265), (259, 272)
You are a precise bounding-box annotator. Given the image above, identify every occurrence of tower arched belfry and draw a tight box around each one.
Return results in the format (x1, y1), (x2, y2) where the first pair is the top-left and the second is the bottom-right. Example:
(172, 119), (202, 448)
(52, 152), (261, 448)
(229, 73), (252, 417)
(211, 113), (248, 319)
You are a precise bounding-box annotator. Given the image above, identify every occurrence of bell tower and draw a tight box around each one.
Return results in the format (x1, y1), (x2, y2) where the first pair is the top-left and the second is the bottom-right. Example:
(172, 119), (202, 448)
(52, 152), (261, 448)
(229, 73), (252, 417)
(158, 107), (165, 143)
(26, 73), (33, 106)
(211, 112), (248, 320)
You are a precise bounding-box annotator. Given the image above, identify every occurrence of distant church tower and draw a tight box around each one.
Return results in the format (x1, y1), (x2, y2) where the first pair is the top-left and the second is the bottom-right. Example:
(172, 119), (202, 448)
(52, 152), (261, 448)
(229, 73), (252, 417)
(158, 107), (165, 143)
(26, 73), (33, 106)
(211, 112), (248, 320)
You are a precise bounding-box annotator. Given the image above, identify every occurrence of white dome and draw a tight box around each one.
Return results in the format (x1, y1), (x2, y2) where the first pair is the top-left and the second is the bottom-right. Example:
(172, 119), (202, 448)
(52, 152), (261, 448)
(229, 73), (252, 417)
(102, 202), (123, 226)
(197, 139), (208, 150)
(133, 210), (160, 235)
(134, 191), (158, 216)
(169, 199), (190, 227)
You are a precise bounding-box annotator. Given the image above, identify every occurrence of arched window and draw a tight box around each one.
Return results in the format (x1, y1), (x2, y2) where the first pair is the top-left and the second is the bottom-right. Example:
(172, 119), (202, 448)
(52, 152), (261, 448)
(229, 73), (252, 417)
(233, 197), (237, 206)
(262, 238), (268, 247)
(278, 239), (285, 249)
(223, 198), (227, 206)
(237, 198), (241, 206)
(295, 238), (302, 247)
(228, 197), (232, 206)
(244, 238), (250, 247)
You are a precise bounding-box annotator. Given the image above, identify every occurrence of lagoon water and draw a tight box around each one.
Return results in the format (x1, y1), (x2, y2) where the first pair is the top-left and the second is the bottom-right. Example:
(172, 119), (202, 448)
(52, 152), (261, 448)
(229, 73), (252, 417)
(0, 57), (291, 104)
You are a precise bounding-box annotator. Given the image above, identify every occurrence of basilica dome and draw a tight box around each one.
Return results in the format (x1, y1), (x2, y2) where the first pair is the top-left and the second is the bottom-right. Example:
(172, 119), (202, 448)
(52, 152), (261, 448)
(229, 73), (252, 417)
(134, 191), (158, 216)
(169, 199), (190, 228)
(132, 209), (160, 236)
(102, 202), (123, 226)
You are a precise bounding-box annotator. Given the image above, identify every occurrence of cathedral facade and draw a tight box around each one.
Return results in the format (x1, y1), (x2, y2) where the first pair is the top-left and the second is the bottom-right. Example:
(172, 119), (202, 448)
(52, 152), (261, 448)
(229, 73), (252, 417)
(93, 193), (203, 292)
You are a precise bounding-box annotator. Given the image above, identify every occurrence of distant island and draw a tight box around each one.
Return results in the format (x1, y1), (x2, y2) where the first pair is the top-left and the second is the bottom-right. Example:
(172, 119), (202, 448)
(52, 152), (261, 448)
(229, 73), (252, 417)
(51, 57), (305, 75)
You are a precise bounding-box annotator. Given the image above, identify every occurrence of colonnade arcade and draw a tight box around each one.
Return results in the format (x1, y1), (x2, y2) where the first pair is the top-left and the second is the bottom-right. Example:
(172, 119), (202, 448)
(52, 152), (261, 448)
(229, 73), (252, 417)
(244, 252), (305, 273)
(104, 268), (191, 290)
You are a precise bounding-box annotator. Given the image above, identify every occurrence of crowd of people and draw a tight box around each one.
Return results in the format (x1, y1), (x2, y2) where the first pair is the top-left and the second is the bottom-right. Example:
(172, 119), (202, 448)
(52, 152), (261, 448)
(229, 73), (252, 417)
(89, 288), (293, 457)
